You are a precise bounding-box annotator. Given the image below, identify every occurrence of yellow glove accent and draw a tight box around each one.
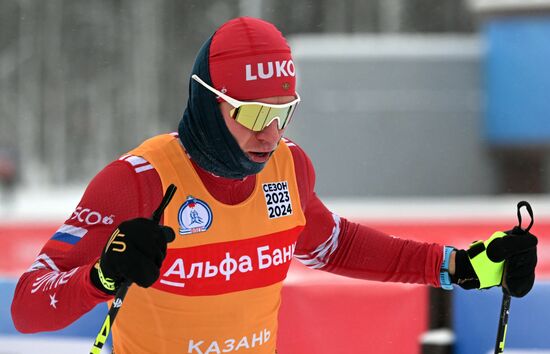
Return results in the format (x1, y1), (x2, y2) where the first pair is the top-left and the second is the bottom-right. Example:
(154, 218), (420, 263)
(95, 261), (117, 292)
(469, 231), (506, 289)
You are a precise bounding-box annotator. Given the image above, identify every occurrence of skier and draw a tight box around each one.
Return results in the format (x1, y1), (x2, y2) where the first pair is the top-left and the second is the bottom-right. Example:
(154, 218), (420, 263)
(11, 17), (537, 354)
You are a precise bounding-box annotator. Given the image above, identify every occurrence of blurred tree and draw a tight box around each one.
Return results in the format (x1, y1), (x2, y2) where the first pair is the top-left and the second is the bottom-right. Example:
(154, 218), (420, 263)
(0, 0), (476, 186)
(402, 0), (475, 32)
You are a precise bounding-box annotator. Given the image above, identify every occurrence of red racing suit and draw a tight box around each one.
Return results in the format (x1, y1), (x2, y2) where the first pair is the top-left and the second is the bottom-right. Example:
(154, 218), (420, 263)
(11, 134), (443, 352)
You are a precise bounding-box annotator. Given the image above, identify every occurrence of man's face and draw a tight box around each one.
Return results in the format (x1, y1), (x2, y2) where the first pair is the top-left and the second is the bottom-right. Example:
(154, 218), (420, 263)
(219, 96), (295, 164)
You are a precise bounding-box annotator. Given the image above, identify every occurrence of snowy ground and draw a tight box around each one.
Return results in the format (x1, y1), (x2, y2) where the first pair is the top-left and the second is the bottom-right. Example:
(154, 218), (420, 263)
(3, 184), (550, 222)
(0, 335), (111, 354)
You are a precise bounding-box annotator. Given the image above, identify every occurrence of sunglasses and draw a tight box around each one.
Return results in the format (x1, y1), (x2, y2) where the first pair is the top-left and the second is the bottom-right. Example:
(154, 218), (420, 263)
(192, 74), (300, 132)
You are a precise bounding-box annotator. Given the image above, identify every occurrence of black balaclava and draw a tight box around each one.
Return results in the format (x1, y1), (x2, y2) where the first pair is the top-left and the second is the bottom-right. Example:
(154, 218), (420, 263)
(177, 37), (265, 179)
(178, 17), (296, 179)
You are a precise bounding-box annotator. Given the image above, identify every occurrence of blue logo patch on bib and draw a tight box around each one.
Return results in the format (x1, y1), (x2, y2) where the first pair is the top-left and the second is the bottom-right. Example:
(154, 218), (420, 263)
(178, 196), (213, 235)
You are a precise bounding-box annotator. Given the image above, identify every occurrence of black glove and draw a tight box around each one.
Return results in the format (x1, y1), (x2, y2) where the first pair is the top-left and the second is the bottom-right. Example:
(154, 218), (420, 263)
(452, 226), (537, 297)
(91, 218), (175, 294)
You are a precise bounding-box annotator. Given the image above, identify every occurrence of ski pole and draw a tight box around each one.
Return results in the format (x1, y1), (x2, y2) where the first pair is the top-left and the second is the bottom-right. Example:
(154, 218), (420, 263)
(494, 293), (511, 354)
(90, 183), (177, 354)
(493, 201), (534, 354)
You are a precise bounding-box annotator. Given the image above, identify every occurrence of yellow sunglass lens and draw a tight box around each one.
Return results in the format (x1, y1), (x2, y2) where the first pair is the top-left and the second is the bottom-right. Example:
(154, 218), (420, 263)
(230, 105), (292, 131)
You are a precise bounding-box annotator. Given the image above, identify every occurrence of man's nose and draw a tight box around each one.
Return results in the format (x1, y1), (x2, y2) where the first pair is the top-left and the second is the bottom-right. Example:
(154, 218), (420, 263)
(256, 120), (281, 143)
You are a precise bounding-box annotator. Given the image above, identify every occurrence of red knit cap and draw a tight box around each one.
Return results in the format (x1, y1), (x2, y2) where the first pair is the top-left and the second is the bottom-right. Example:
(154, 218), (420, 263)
(209, 17), (296, 101)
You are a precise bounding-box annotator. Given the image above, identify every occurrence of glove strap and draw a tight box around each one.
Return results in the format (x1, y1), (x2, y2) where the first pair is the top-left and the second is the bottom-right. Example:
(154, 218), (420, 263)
(516, 201), (534, 232)
(440, 246), (455, 290)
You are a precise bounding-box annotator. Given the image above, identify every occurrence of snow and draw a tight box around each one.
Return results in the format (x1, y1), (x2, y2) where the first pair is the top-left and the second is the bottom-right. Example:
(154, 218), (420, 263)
(0, 335), (111, 354)
(3, 184), (550, 223)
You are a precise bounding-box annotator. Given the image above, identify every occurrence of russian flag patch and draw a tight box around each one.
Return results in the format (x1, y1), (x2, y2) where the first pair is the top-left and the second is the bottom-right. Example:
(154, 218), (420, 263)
(51, 224), (88, 245)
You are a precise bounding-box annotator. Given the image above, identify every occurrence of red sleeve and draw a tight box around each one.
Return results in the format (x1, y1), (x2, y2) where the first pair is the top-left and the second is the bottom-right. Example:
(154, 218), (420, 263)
(11, 156), (163, 333)
(288, 139), (443, 287)
(315, 218), (443, 286)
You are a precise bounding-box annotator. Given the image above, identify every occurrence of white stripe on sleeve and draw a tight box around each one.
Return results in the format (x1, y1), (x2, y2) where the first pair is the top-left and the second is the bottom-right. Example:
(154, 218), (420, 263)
(125, 155), (148, 167)
(295, 214), (341, 269)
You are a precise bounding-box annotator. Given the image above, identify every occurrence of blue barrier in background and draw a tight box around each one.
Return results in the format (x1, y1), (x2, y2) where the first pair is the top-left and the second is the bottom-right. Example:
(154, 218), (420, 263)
(0, 278), (111, 345)
(453, 281), (550, 354)
(484, 16), (550, 145)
